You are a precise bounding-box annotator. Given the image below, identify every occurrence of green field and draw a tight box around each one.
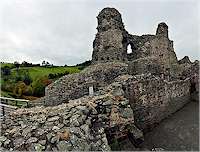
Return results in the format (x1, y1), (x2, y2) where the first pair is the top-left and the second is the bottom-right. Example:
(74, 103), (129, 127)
(1, 62), (83, 99)
(11, 66), (80, 80)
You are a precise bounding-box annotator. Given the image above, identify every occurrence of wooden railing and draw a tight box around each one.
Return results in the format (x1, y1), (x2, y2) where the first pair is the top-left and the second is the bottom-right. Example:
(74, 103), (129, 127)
(0, 97), (30, 108)
(0, 97), (30, 119)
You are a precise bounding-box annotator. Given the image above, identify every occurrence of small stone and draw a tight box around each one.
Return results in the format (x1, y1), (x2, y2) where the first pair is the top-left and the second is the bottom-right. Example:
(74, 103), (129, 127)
(37, 128), (46, 136)
(38, 140), (46, 145)
(78, 115), (87, 125)
(52, 126), (60, 131)
(101, 136), (108, 145)
(70, 127), (84, 138)
(58, 130), (70, 140)
(80, 124), (89, 134)
(47, 116), (60, 122)
(102, 100), (112, 106)
(63, 119), (70, 126)
(46, 133), (54, 141)
(57, 141), (73, 151)
(22, 127), (32, 137)
(121, 100), (129, 106)
(121, 108), (133, 118)
(13, 138), (24, 148)
(152, 147), (164, 151)
(4, 139), (11, 146)
(0, 136), (7, 142)
(34, 143), (45, 151)
(51, 136), (59, 144)
(52, 147), (58, 151)
(26, 137), (38, 144)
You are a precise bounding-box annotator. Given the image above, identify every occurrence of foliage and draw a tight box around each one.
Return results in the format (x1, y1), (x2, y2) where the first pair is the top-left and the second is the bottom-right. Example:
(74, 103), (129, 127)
(14, 61), (20, 69)
(1, 66), (11, 76)
(1, 61), (84, 99)
(32, 77), (46, 97)
(13, 81), (27, 97)
(22, 72), (32, 85)
(48, 71), (70, 79)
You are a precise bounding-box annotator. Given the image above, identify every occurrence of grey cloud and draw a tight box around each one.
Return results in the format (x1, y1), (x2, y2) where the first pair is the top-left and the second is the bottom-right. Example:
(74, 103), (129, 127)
(0, 0), (199, 65)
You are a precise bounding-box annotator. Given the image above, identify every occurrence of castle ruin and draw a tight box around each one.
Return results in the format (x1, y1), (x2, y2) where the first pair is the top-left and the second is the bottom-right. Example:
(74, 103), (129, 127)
(0, 7), (199, 151)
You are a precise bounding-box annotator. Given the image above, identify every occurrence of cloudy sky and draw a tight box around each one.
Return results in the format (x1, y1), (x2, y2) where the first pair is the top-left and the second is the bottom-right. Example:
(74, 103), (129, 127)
(0, 0), (199, 65)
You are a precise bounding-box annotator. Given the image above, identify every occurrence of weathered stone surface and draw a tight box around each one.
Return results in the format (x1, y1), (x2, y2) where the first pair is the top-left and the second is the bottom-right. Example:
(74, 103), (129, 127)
(0, 80), (138, 151)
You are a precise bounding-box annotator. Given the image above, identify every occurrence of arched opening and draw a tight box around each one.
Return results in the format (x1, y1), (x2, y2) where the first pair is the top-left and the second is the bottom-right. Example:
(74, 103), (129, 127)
(127, 44), (133, 54)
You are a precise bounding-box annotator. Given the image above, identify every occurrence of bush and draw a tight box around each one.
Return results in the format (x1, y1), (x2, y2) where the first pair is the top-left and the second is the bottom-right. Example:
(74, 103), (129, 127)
(24, 86), (33, 96)
(32, 76), (51, 97)
(15, 75), (22, 82)
(1, 66), (11, 75)
(32, 80), (45, 97)
(23, 72), (32, 85)
(13, 81), (27, 97)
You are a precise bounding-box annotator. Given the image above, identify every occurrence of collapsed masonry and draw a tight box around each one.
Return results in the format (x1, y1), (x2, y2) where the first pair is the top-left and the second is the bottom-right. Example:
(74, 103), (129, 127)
(0, 7), (199, 151)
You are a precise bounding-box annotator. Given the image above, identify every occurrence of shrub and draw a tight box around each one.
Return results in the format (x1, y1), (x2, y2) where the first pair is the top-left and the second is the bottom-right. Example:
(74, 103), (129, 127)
(1, 66), (11, 75)
(24, 86), (33, 96)
(23, 72), (32, 85)
(32, 80), (45, 97)
(13, 81), (27, 97)
(32, 76), (51, 97)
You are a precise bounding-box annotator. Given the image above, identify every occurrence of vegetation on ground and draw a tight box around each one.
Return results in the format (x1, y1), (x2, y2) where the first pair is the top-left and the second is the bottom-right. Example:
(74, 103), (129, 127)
(0, 60), (91, 100)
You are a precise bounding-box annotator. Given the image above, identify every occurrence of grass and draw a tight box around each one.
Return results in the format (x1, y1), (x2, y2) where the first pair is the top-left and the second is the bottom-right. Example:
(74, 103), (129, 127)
(1, 62), (85, 100)
(0, 62), (15, 69)
(0, 90), (13, 98)
(11, 66), (80, 81)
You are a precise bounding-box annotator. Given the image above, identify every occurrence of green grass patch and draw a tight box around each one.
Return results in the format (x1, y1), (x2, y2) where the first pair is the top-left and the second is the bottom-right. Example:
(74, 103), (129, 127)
(11, 66), (80, 80)
(0, 62), (15, 69)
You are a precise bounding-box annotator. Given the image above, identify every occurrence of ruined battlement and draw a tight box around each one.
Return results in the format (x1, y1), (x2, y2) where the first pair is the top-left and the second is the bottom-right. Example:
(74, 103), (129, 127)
(92, 8), (177, 74)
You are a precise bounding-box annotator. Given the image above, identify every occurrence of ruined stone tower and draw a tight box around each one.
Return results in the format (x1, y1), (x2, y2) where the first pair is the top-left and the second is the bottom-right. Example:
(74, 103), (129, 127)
(92, 8), (128, 63)
(92, 8), (178, 76)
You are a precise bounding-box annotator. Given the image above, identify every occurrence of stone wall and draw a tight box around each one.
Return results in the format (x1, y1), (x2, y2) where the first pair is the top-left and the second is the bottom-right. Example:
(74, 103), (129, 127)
(0, 80), (143, 151)
(43, 62), (128, 106)
(126, 75), (191, 130)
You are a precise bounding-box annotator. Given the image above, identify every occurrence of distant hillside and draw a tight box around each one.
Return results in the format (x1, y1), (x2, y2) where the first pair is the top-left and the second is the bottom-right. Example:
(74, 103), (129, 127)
(0, 61), (91, 100)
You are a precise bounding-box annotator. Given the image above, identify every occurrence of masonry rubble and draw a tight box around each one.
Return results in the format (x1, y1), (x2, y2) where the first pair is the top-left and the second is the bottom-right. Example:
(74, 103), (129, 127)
(0, 7), (199, 151)
(0, 78), (144, 151)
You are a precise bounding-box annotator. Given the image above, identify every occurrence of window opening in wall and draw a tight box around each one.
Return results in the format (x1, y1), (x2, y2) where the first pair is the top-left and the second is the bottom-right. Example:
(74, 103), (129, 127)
(127, 44), (132, 54)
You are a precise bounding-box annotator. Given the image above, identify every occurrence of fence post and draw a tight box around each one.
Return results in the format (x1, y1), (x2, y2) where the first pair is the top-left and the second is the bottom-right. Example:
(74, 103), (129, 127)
(2, 106), (5, 116)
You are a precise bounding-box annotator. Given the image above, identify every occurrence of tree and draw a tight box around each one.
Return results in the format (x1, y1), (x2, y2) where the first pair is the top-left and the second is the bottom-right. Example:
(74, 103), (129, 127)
(32, 79), (45, 97)
(1, 66), (11, 76)
(23, 72), (32, 85)
(42, 61), (46, 66)
(14, 61), (20, 75)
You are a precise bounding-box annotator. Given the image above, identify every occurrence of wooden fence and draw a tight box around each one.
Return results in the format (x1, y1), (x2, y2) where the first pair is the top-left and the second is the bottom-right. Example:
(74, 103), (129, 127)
(0, 97), (30, 119)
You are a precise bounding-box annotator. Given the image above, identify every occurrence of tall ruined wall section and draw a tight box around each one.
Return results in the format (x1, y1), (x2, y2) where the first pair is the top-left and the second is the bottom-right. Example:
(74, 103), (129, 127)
(127, 76), (191, 130)
(92, 8), (128, 63)
(127, 23), (178, 76)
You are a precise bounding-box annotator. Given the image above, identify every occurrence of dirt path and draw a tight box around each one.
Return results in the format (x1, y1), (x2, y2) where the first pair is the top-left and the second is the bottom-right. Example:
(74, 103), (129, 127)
(140, 101), (199, 151)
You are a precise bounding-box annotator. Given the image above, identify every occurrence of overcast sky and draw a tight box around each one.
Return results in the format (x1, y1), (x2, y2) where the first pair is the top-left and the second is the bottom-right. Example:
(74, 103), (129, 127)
(0, 0), (199, 65)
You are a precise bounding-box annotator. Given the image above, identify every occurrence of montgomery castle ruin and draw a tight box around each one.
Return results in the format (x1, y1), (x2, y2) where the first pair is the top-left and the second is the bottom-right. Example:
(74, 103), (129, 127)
(0, 8), (199, 151)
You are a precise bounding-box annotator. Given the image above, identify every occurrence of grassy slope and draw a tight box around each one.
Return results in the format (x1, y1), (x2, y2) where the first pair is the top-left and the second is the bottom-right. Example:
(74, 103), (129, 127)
(1, 64), (81, 98)
(11, 66), (80, 80)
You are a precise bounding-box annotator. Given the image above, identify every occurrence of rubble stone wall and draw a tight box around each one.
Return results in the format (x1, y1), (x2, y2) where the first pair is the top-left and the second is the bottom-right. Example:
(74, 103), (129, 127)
(0, 81), (143, 151)
(126, 76), (191, 130)
(43, 62), (128, 106)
